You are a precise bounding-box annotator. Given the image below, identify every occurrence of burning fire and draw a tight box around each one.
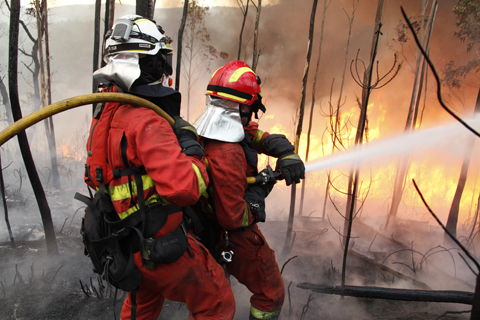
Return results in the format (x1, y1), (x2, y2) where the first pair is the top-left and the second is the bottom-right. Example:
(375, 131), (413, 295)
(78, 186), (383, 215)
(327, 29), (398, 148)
(59, 139), (84, 161)
(260, 102), (480, 227)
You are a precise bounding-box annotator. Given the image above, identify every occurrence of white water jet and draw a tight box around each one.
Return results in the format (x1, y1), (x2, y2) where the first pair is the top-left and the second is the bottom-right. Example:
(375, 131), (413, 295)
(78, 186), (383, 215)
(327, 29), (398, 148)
(305, 116), (480, 173)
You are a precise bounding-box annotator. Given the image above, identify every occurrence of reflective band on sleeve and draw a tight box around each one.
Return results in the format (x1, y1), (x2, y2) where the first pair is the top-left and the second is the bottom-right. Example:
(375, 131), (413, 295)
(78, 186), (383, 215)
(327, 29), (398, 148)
(229, 67), (255, 83)
(251, 129), (265, 152)
(250, 305), (281, 319)
(108, 174), (155, 202)
(192, 163), (207, 195)
(242, 202), (249, 227)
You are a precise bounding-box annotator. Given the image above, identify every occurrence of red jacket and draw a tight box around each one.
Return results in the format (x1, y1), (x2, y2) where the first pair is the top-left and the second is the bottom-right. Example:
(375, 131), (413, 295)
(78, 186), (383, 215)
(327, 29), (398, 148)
(87, 101), (209, 237)
(203, 121), (269, 230)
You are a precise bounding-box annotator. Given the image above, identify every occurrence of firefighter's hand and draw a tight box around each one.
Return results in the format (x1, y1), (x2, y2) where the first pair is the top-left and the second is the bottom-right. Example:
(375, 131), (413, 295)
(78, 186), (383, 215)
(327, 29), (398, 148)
(172, 116), (205, 156)
(276, 152), (305, 186)
(244, 184), (270, 223)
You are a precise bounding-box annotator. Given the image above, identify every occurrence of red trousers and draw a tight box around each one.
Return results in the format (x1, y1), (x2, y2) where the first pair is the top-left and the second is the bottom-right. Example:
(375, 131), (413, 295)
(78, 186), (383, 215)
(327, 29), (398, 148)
(226, 225), (285, 313)
(120, 234), (235, 320)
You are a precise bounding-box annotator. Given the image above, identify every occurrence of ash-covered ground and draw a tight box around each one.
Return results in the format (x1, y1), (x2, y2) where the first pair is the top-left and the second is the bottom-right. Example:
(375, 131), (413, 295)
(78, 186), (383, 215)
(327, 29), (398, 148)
(0, 186), (476, 319)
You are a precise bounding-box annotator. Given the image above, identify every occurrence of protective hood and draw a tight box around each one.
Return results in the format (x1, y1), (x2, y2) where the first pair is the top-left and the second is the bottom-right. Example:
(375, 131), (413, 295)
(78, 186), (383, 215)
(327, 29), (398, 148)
(93, 52), (141, 92)
(193, 96), (244, 143)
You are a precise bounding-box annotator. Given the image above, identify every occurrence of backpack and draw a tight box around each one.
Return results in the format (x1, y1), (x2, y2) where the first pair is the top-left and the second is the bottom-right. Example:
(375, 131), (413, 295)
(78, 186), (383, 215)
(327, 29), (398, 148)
(74, 190), (142, 292)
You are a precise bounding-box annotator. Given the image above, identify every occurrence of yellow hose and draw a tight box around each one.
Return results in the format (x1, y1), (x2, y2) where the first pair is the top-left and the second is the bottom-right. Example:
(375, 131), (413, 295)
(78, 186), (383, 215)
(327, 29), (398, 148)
(0, 92), (258, 184)
(0, 93), (174, 147)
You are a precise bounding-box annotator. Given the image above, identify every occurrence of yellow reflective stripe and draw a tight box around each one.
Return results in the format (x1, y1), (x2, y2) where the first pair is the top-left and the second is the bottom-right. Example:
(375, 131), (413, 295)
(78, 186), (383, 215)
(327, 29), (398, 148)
(192, 163), (207, 195)
(118, 195), (158, 220)
(251, 129), (265, 152)
(217, 92), (247, 102)
(242, 202), (249, 227)
(250, 305), (281, 319)
(281, 154), (301, 161)
(229, 67), (255, 83)
(108, 174), (156, 202)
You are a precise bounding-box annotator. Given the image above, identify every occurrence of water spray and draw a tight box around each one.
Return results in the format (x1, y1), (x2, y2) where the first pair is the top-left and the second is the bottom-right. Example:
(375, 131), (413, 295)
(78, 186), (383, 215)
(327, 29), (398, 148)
(304, 116), (480, 174)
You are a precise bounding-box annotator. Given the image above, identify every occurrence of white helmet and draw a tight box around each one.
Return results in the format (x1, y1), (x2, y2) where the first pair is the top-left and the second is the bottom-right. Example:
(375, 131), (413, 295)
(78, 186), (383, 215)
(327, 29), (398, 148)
(93, 15), (173, 91)
(104, 15), (172, 61)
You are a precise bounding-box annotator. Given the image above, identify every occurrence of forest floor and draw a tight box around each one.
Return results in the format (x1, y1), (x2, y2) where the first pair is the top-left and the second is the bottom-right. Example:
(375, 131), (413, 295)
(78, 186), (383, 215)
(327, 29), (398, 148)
(0, 190), (476, 319)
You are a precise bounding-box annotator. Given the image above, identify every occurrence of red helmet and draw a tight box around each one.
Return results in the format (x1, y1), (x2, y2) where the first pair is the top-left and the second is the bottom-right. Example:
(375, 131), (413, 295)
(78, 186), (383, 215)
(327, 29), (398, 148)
(207, 60), (262, 106)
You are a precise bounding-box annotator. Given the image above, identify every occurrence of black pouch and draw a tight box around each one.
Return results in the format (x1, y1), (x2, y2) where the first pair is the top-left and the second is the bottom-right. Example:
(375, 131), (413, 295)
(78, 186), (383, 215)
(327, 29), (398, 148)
(148, 226), (189, 264)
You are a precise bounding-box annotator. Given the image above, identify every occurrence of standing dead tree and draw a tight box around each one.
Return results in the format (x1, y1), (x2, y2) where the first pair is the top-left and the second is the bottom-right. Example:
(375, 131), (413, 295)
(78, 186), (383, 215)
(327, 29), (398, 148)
(236, 0), (250, 60)
(175, 0), (189, 91)
(8, 0), (58, 255)
(385, 0), (438, 230)
(299, 0), (331, 218)
(34, 0), (60, 190)
(284, 0), (319, 255)
(443, 0), (480, 241)
(320, 0), (358, 221)
(342, 0), (402, 287)
(136, 0), (156, 19)
(251, 0), (262, 72)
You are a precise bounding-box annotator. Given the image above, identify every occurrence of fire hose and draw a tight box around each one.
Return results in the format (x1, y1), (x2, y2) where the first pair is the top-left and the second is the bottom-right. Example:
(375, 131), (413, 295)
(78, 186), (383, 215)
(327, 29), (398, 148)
(0, 92), (282, 185)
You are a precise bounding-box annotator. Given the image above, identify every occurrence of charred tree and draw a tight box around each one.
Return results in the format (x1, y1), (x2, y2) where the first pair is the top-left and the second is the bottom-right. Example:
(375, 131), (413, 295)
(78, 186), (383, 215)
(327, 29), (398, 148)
(35, 0), (60, 190)
(299, 0), (331, 217)
(175, 0), (189, 92)
(284, 0), (318, 255)
(385, 1), (437, 229)
(0, 76), (12, 124)
(445, 89), (480, 241)
(136, 0), (156, 20)
(251, 0), (262, 72)
(442, 0), (480, 241)
(342, 0), (401, 286)
(298, 283), (474, 305)
(237, 0), (250, 60)
(321, 0), (358, 221)
(8, 0), (58, 255)
(92, 0), (101, 114)
(0, 154), (14, 248)
(101, 0), (115, 68)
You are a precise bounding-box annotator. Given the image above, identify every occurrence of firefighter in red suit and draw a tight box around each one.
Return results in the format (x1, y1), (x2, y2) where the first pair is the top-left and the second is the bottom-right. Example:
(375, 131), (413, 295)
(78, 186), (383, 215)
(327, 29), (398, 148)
(89, 15), (235, 320)
(193, 60), (305, 320)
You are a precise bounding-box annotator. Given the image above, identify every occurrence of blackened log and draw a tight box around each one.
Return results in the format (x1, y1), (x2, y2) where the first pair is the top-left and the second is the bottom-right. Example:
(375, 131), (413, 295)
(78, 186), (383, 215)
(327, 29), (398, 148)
(298, 283), (474, 305)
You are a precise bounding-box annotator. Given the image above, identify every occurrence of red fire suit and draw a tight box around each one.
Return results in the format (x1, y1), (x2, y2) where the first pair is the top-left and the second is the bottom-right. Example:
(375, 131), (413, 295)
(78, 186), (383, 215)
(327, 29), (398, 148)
(202, 122), (285, 319)
(93, 101), (235, 320)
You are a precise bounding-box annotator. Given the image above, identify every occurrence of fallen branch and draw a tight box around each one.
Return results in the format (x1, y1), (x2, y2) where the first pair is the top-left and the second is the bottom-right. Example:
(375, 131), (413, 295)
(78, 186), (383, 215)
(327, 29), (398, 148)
(297, 283), (473, 305)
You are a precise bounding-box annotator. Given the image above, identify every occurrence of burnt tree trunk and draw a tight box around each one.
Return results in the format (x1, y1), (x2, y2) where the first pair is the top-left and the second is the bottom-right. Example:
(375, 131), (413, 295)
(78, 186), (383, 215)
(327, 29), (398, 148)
(136, 0), (156, 19)
(298, 283), (474, 305)
(299, 0), (330, 217)
(445, 88), (480, 241)
(175, 0), (189, 92)
(342, 0), (384, 286)
(101, 0), (115, 68)
(251, 0), (262, 72)
(237, 0), (249, 60)
(385, 0), (437, 229)
(0, 154), (14, 248)
(0, 77), (12, 124)
(8, 0), (58, 255)
(38, 0), (60, 189)
(284, 0), (318, 254)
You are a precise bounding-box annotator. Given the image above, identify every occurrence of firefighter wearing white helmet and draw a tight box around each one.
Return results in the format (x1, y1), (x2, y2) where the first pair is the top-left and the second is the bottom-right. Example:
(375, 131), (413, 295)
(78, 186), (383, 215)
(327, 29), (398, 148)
(88, 15), (236, 320)
(94, 15), (174, 92)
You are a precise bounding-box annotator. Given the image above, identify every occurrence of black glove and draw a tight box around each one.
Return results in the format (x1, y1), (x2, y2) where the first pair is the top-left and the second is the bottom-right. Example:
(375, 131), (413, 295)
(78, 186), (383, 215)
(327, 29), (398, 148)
(276, 152), (305, 186)
(243, 178), (275, 223)
(172, 116), (205, 156)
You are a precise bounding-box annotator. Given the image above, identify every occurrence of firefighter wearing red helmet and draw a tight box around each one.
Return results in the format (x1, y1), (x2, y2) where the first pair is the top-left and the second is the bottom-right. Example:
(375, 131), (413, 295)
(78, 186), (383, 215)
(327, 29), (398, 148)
(86, 15), (235, 320)
(193, 60), (305, 320)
